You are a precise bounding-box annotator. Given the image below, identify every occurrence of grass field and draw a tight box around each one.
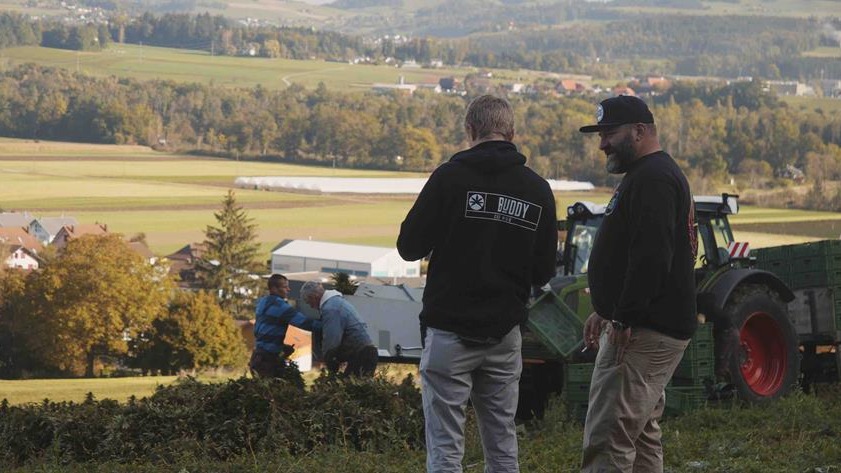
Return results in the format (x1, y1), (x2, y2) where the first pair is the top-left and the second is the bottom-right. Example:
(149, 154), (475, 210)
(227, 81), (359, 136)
(802, 46), (841, 59)
(2, 138), (836, 255)
(0, 44), (513, 91)
(779, 95), (841, 114)
(0, 376), (185, 404)
(0, 364), (418, 405)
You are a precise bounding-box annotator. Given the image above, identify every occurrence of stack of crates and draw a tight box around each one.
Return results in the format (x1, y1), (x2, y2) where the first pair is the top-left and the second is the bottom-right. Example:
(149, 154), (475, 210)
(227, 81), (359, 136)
(564, 363), (594, 423)
(754, 240), (841, 291)
(754, 240), (841, 332)
(665, 323), (714, 415)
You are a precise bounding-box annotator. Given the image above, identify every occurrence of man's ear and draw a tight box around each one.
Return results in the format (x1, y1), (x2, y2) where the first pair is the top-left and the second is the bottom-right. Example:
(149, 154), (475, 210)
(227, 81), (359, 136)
(465, 124), (475, 142)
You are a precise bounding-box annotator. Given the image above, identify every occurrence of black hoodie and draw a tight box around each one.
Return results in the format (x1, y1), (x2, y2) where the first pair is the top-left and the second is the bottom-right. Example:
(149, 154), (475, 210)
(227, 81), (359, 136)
(587, 151), (698, 340)
(397, 141), (558, 339)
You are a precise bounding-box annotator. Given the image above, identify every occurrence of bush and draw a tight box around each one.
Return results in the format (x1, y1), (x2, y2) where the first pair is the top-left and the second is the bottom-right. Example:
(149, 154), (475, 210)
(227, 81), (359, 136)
(0, 369), (424, 468)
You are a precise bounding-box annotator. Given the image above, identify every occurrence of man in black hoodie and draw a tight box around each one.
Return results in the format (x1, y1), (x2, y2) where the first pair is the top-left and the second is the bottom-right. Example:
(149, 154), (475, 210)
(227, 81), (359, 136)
(579, 95), (698, 473)
(397, 95), (557, 473)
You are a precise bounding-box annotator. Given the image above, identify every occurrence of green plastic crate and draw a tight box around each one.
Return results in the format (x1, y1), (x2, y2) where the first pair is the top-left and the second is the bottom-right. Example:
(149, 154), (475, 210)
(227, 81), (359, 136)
(672, 356), (714, 380)
(791, 271), (829, 289)
(791, 241), (829, 258)
(565, 363), (595, 384)
(526, 291), (585, 359)
(827, 254), (841, 270)
(681, 340), (713, 363)
(835, 299), (841, 332)
(754, 245), (791, 261)
(665, 386), (707, 415)
(694, 323), (713, 342)
(756, 259), (790, 275)
(564, 382), (591, 403)
(791, 256), (829, 274)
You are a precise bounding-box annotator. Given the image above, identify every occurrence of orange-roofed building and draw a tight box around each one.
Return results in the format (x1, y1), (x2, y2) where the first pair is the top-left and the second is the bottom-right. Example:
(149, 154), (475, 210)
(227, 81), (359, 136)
(51, 223), (109, 250)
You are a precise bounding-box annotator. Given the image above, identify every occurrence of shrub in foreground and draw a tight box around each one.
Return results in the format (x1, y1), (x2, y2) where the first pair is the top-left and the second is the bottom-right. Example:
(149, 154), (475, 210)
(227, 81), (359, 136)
(0, 369), (423, 467)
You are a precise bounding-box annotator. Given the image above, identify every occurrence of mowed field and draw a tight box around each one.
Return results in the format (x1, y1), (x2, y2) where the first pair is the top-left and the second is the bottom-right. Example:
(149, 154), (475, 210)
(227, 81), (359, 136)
(0, 44), (562, 91)
(0, 139), (612, 256)
(1, 138), (838, 258)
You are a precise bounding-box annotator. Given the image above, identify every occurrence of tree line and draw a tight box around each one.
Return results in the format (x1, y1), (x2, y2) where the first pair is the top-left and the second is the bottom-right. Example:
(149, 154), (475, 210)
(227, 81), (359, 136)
(1, 10), (838, 81)
(1, 64), (841, 189)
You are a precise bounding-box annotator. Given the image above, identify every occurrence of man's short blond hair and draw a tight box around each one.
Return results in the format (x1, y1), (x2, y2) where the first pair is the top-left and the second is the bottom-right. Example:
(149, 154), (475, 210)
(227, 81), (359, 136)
(464, 95), (514, 141)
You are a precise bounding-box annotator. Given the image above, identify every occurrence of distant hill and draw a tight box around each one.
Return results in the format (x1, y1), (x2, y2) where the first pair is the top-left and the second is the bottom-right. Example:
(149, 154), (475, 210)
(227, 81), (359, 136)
(329, 0), (404, 8)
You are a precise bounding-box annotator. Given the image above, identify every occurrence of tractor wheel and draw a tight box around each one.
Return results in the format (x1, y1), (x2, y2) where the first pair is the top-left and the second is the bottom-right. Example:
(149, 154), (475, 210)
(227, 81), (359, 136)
(722, 284), (800, 402)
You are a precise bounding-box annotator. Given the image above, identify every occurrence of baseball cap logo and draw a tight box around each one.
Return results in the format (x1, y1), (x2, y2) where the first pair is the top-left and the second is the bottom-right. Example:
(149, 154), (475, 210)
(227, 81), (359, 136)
(596, 105), (604, 123)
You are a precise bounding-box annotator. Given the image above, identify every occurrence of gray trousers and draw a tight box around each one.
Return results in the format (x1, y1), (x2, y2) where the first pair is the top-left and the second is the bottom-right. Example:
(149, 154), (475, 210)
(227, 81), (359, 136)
(420, 327), (522, 473)
(581, 327), (689, 473)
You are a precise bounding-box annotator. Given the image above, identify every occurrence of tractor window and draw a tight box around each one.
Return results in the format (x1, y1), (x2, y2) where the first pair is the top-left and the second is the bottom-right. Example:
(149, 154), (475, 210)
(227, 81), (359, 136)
(698, 215), (735, 267)
(569, 224), (599, 274)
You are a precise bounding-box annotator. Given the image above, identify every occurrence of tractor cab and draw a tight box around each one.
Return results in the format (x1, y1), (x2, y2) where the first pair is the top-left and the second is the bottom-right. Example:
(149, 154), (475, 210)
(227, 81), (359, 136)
(559, 193), (744, 277)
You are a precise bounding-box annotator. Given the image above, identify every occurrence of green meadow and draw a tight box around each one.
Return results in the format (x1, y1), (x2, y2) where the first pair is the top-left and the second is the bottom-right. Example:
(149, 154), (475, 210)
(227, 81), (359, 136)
(1, 138), (837, 257)
(0, 139), (613, 255)
(0, 44), (474, 90)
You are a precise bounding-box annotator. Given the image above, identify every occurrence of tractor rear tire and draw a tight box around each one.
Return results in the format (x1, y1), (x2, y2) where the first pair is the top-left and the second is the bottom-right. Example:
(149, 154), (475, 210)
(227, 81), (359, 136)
(722, 284), (800, 402)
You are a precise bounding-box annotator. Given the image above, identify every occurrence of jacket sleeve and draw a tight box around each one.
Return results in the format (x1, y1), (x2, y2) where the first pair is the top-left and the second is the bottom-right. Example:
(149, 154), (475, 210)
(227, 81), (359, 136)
(397, 168), (445, 261)
(266, 301), (320, 332)
(320, 307), (344, 362)
(531, 183), (559, 286)
(612, 179), (678, 326)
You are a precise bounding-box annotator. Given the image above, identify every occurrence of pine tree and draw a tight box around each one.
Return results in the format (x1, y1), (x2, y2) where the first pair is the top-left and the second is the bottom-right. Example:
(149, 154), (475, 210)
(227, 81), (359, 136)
(198, 190), (262, 319)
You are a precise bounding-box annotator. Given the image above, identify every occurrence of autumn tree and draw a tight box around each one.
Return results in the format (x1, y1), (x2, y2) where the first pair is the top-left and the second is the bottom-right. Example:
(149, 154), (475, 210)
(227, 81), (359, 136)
(128, 291), (248, 374)
(197, 190), (262, 319)
(12, 234), (171, 377)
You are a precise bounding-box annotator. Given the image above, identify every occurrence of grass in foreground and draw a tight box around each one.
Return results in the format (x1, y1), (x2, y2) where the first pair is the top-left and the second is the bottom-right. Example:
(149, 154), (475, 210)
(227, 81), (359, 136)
(4, 384), (840, 473)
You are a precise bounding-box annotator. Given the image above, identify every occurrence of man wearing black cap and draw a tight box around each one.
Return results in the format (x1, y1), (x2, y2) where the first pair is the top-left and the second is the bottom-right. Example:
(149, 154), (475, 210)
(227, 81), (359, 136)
(578, 95), (698, 472)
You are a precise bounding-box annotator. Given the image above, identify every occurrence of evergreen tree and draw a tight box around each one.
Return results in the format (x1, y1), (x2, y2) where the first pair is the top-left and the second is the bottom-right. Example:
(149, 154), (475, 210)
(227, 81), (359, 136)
(197, 190), (262, 319)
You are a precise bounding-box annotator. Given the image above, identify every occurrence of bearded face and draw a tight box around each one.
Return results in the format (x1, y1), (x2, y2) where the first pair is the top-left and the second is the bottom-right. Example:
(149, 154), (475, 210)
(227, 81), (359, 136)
(605, 131), (636, 174)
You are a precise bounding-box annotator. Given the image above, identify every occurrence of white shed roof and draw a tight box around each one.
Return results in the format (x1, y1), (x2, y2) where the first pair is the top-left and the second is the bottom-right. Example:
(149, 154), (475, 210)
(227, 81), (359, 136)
(273, 240), (397, 263)
(236, 176), (594, 194)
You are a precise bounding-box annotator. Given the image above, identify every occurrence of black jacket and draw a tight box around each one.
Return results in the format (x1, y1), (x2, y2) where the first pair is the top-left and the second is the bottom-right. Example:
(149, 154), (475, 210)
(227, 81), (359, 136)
(397, 141), (558, 339)
(587, 151), (698, 340)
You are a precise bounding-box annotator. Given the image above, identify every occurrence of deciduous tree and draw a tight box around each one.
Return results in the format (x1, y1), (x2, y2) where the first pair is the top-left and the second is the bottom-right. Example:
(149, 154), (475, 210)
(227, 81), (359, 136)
(129, 291), (248, 374)
(14, 234), (171, 377)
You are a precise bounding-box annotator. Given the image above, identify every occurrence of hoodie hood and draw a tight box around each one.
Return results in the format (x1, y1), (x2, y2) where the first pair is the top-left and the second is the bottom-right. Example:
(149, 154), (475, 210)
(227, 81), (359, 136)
(450, 141), (526, 174)
(319, 289), (344, 309)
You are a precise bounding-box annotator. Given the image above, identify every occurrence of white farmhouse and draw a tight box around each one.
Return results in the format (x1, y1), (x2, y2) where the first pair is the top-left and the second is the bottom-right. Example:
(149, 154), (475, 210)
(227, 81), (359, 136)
(271, 240), (421, 278)
(3, 245), (41, 270)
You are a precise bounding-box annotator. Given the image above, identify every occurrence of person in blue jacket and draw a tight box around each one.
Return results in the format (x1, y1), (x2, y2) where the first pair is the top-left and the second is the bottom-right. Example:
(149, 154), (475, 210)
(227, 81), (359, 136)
(300, 280), (378, 377)
(249, 274), (321, 378)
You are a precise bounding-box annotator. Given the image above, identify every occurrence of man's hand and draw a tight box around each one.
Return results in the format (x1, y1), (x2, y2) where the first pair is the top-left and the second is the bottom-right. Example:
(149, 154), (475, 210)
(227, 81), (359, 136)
(607, 324), (632, 364)
(583, 312), (608, 350)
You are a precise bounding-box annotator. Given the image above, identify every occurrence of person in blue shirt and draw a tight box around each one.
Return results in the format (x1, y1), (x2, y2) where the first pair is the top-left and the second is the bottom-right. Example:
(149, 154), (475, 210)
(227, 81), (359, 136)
(299, 280), (378, 377)
(249, 274), (321, 378)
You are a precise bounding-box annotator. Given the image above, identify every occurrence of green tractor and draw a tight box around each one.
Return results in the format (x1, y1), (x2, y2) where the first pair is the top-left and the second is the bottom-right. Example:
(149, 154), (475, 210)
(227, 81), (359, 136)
(518, 193), (805, 418)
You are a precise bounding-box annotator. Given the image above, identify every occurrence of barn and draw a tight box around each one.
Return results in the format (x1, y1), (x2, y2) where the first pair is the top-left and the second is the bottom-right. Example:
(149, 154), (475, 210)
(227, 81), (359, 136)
(270, 240), (421, 278)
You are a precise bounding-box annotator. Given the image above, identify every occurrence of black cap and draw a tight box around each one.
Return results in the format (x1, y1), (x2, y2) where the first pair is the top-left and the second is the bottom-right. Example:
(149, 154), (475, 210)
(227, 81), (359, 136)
(579, 95), (654, 133)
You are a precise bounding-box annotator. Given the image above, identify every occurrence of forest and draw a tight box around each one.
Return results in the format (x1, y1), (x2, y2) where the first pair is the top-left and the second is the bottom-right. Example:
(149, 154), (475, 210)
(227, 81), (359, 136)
(0, 63), (840, 191)
(1, 11), (838, 80)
